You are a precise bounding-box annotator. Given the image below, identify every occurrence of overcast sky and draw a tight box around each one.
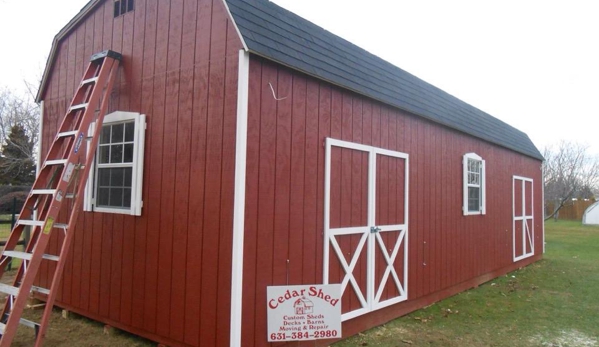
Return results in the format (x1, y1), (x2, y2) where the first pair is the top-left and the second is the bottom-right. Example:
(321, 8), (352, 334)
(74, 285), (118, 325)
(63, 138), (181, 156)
(1, 0), (597, 155)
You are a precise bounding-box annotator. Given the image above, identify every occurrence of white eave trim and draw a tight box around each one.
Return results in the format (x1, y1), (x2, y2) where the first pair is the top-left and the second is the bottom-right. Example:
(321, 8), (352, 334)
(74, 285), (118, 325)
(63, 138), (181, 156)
(230, 49), (250, 347)
(36, 0), (103, 102)
(221, 0), (249, 52)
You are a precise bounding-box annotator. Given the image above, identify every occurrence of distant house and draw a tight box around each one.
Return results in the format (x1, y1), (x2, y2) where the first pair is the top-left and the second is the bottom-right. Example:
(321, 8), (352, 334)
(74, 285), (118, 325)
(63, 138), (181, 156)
(583, 202), (599, 225)
(36, 0), (544, 346)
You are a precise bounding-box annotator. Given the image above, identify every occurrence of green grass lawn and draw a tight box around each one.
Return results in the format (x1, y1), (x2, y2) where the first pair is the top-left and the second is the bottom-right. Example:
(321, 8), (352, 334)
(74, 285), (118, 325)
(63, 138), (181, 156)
(334, 220), (599, 347)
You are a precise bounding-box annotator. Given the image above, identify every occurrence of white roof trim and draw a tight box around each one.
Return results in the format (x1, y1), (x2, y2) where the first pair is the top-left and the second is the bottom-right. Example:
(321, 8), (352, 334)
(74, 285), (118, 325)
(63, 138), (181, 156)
(220, 0), (248, 52)
(36, 0), (103, 102)
(37, 0), (250, 103)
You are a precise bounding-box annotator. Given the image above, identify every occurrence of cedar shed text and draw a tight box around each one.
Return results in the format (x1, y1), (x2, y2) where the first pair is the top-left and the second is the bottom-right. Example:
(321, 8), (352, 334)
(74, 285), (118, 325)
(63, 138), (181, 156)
(268, 286), (339, 309)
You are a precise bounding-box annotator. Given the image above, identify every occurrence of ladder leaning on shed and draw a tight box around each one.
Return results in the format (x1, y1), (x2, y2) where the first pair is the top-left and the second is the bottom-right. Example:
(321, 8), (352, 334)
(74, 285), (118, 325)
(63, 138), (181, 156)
(0, 50), (122, 347)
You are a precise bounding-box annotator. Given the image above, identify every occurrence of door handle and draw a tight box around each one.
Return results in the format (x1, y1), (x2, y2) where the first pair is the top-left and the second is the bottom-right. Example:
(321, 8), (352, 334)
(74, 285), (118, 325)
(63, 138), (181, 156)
(370, 226), (381, 233)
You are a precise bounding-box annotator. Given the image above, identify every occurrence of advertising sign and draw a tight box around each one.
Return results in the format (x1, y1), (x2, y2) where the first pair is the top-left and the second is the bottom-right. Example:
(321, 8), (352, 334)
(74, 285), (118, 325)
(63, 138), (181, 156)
(267, 284), (341, 342)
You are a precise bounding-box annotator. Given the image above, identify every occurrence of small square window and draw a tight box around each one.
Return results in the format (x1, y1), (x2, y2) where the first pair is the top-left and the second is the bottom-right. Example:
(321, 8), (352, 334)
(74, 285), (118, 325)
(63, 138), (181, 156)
(85, 111), (146, 215)
(114, 0), (134, 18)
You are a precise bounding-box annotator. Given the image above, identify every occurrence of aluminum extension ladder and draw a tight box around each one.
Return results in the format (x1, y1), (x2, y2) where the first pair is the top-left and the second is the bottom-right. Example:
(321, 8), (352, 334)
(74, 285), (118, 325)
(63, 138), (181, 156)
(0, 50), (122, 347)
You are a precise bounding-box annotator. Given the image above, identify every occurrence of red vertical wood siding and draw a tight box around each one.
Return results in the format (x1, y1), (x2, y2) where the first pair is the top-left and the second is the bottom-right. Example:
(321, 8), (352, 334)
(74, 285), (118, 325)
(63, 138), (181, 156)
(242, 57), (544, 347)
(38, 0), (243, 346)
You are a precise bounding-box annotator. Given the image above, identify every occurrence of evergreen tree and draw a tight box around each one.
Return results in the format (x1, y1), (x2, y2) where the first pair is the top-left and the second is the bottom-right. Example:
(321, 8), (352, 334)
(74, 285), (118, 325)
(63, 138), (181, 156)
(0, 124), (35, 185)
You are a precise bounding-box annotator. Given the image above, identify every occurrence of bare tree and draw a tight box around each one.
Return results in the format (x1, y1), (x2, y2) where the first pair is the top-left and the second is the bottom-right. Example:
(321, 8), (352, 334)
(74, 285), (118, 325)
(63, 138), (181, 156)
(543, 141), (599, 221)
(0, 87), (40, 182)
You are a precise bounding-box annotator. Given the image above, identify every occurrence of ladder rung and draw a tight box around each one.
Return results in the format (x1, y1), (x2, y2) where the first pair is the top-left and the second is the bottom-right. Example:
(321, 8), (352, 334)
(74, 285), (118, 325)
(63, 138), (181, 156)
(81, 77), (98, 85)
(54, 223), (68, 230)
(42, 254), (60, 262)
(31, 189), (56, 195)
(19, 318), (40, 330)
(31, 286), (50, 296)
(0, 322), (5, 334)
(70, 103), (89, 111)
(45, 159), (68, 166)
(66, 193), (75, 199)
(3, 251), (31, 261)
(0, 283), (19, 296)
(57, 130), (78, 138)
(2, 251), (59, 262)
(17, 220), (44, 227)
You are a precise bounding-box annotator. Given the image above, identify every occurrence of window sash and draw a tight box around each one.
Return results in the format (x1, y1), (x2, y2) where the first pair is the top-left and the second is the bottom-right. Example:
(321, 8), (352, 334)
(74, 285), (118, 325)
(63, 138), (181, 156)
(84, 111), (145, 216)
(463, 153), (485, 215)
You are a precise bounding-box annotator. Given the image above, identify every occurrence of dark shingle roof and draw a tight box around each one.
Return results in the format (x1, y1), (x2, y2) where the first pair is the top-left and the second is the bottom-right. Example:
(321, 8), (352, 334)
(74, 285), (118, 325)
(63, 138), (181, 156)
(225, 0), (543, 160)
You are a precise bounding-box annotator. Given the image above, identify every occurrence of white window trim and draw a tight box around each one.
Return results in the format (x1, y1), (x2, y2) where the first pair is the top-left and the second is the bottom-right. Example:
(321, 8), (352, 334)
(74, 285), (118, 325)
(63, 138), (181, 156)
(84, 111), (146, 216)
(463, 152), (486, 216)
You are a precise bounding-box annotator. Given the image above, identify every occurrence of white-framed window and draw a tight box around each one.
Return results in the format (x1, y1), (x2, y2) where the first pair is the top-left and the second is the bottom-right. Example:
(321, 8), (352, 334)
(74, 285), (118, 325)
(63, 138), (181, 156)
(463, 152), (485, 215)
(84, 111), (146, 215)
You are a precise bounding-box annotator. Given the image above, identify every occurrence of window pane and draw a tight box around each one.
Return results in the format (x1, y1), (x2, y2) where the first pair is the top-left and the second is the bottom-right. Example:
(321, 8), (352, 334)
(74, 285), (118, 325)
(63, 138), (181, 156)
(468, 159), (479, 173)
(124, 144), (134, 163)
(112, 123), (124, 143)
(99, 145), (110, 164)
(110, 187), (124, 207)
(98, 168), (110, 186)
(125, 122), (135, 142)
(114, 0), (120, 17)
(469, 172), (479, 185)
(124, 167), (132, 186)
(101, 126), (111, 144)
(468, 187), (480, 211)
(123, 188), (132, 208)
(111, 144), (124, 163)
(111, 168), (124, 186)
(95, 167), (133, 209)
(98, 187), (110, 206)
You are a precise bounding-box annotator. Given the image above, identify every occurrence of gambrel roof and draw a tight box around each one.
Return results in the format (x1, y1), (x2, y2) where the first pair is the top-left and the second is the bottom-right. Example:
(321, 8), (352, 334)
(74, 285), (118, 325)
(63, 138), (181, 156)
(225, 0), (543, 160)
(38, 0), (543, 160)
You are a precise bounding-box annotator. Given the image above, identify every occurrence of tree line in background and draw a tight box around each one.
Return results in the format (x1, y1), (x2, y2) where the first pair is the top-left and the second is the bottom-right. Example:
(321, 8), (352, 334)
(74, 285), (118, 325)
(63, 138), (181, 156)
(0, 87), (38, 214)
(0, 88), (38, 185)
(543, 141), (599, 221)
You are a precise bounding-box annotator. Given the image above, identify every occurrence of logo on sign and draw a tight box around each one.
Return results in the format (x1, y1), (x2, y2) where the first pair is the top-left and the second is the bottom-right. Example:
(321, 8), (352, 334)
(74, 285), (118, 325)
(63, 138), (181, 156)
(267, 284), (341, 342)
(294, 297), (313, 315)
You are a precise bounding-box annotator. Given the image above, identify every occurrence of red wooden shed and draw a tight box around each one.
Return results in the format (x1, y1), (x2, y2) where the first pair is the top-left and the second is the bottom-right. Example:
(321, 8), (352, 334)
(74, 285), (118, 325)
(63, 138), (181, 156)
(35, 0), (544, 346)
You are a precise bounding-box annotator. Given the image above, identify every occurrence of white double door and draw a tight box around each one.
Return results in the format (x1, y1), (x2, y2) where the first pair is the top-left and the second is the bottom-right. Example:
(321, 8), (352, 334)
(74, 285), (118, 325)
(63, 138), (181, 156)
(324, 138), (409, 321)
(513, 176), (534, 261)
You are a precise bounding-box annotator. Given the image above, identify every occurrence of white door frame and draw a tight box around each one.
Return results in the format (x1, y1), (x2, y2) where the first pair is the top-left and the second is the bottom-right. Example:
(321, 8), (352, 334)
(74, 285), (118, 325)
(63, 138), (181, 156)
(513, 175), (534, 261)
(324, 138), (409, 321)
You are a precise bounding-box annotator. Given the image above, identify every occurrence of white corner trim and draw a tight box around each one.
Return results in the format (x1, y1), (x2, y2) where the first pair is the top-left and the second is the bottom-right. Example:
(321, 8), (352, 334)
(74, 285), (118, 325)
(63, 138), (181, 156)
(230, 49), (250, 347)
(34, 100), (44, 222)
(37, 100), (44, 177)
(221, 0), (249, 51)
(541, 166), (545, 254)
